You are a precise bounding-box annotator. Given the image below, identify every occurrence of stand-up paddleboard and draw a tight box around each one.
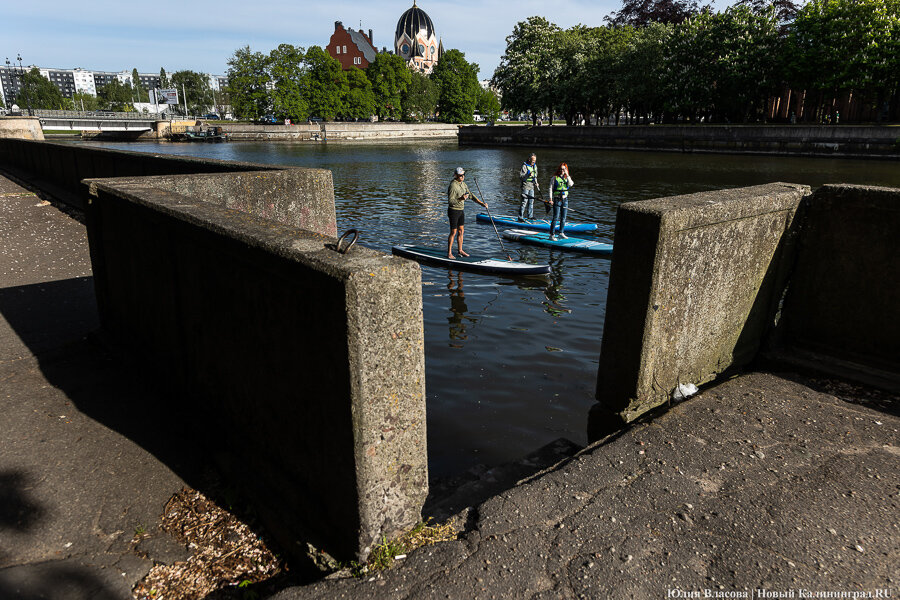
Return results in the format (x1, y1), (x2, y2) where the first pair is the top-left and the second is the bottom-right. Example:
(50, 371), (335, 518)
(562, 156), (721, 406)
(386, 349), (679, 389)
(502, 229), (613, 255)
(392, 245), (550, 275)
(476, 214), (598, 232)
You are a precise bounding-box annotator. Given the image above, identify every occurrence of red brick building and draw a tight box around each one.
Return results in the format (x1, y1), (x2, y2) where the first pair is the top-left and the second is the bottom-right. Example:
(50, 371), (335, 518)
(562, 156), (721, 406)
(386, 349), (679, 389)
(326, 21), (378, 70)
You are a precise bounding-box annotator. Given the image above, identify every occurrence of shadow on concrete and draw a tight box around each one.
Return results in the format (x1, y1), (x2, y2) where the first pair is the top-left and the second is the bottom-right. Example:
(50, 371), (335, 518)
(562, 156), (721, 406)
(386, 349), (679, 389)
(0, 561), (123, 600)
(0, 277), (310, 592)
(0, 471), (44, 534)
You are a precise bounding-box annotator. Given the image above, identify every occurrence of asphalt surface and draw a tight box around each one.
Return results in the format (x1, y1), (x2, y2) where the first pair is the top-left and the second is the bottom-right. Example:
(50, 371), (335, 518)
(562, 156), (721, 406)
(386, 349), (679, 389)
(1, 172), (897, 599)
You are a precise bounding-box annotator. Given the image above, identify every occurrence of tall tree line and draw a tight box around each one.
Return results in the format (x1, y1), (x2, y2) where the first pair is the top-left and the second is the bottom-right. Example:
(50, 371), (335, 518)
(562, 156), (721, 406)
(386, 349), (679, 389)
(493, 0), (900, 124)
(226, 44), (490, 123)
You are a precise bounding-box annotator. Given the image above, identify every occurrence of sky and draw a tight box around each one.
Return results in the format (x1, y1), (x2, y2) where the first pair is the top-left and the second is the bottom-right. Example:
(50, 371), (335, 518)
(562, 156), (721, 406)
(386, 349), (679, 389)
(4, 0), (725, 81)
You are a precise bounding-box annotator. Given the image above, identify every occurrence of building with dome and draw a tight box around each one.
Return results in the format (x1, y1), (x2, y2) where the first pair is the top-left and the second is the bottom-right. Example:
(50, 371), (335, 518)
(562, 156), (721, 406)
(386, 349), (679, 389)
(394, 1), (442, 74)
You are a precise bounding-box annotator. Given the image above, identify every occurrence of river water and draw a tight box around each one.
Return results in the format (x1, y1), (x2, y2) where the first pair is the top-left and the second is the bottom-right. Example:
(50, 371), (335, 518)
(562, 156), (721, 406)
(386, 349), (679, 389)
(86, 139), (900, 478)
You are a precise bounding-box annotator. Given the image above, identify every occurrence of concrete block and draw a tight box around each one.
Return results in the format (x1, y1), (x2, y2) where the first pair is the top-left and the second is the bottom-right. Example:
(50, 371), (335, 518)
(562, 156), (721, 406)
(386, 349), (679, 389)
(84, 180), (427, 563)
(0, 117), (44, 140)
(103, 170), (338, 237)
(774, 184), (900, 386)
(592, 183), (808, 435)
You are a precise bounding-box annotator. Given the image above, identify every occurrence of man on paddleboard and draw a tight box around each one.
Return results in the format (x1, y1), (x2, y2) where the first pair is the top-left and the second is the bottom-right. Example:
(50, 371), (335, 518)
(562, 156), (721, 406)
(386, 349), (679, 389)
(518, 153), (539, 222)
(447, 167), (488, 259)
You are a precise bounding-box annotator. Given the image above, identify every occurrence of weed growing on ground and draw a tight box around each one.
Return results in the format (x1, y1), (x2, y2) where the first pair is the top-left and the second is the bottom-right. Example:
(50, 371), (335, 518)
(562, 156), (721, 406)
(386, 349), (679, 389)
(350, 519), (457, 577)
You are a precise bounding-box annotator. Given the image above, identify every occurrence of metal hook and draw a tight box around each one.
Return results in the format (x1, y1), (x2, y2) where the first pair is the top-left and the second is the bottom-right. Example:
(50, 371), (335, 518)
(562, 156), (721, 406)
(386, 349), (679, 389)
(335, 229), (358, 254)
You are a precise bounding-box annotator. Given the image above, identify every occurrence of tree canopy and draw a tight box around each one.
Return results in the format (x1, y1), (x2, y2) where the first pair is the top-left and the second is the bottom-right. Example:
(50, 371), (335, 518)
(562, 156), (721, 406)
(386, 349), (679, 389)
(16, 68), (66, 110)
(431, 49), (480, 124)
(491, 0), (900, 124)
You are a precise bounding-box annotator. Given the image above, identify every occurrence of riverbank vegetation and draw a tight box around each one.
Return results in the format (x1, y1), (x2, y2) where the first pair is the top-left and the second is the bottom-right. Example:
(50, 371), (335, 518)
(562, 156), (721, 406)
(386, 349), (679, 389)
(493, 0), (900, 125)
(226, 44), (492, 124)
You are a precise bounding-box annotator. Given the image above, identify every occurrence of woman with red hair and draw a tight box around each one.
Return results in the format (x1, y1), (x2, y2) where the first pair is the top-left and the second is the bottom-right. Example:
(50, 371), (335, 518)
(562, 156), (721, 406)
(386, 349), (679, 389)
(548, 163), (574, 240)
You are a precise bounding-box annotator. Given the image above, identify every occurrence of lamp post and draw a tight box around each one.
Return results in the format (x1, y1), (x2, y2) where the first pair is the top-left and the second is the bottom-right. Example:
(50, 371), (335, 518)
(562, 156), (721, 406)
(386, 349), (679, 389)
(16, 54), (33, 116)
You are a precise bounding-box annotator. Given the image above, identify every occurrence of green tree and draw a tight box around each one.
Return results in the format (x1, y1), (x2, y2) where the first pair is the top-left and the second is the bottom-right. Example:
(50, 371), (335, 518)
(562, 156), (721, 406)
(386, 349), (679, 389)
(72, 91), (99, 112)
(268, 43), (308, 121)
(16, 68), (66, 110)
(492, 17), (562, 124)
(788, 0), (900, 122)
(227, 46), (272, 120)
(344, 67), (375, 120)
(476, 86), (501, 122)
(304, 46), (347, 120)
(159, 68), (169, 89)
(401, 70), (438, 121)
(131, 68), (149, 103)
(98, 79), (134, 111)
(431, 48), (480, 123)
(170, 70), (214, 116)
(614, 22), (672, 123)
(366, 52), (411, 119)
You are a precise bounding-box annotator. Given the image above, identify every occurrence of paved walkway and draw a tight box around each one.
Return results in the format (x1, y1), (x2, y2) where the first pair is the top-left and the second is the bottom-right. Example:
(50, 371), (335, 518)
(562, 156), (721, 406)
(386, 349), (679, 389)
(0, 175), (190, 599)
(1, 172), (897, 599)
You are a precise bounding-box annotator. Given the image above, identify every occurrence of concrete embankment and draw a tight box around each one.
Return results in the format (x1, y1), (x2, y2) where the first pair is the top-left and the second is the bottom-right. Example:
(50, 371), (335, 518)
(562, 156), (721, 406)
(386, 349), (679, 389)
(460, 124), (900, 158)
(0, 117), (44, 141)
(218, 121), (458, 141)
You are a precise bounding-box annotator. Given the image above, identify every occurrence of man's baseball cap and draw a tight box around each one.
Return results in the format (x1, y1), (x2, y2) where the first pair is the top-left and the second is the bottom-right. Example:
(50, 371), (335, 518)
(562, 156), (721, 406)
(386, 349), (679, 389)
(455, 167), (465, 175)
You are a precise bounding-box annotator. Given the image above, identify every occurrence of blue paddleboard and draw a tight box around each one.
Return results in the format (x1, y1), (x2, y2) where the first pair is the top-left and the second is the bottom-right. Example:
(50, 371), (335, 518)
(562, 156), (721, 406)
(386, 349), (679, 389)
(392, 245), (550, 275)
(502, 229), (613, 255)
(476, 214), (598, 232)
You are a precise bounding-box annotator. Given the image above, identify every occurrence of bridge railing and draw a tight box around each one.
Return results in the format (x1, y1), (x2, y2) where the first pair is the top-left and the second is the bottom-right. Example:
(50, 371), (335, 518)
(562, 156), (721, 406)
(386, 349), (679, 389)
(33, 109), (185, 120)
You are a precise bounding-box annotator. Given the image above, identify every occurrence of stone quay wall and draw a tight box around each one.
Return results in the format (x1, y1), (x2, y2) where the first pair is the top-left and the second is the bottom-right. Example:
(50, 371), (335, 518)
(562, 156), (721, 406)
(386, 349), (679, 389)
(771, 184), (900, 387)
(0, 117), (45, 141)
(217, 121), (459, 141)
(591, 182), (900, 437)
(460, 124), (900, 158)
(0, 139), (428, 563)
(0, 139), (273, 209)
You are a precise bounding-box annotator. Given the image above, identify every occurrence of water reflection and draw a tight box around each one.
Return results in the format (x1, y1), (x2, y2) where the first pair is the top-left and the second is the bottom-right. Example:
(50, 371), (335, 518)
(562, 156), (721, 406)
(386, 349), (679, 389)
(446, 271), (475, 345)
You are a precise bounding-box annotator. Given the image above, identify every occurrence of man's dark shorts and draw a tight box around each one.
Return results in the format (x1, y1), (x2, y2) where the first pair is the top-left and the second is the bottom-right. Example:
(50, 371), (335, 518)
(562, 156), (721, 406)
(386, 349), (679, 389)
(448, 208), (465, 229)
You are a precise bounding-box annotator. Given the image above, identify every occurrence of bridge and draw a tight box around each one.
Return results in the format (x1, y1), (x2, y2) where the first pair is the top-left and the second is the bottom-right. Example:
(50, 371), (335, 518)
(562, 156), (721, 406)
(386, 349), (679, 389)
(31, 109), (173, 132)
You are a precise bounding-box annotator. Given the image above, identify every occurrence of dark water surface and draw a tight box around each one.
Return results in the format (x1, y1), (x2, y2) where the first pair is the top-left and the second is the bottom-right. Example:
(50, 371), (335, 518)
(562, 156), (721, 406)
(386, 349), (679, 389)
(85, 139), (900, 477)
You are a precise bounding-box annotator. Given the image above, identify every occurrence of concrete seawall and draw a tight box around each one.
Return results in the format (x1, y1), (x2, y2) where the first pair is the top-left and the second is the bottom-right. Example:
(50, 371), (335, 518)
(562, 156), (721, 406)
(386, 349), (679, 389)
(0, 117), (44, 141)
(218, 121), (459, 141)
(0, 139), (429, 564)
(460, 124), (900, 158)
(590, 181), (900, 436)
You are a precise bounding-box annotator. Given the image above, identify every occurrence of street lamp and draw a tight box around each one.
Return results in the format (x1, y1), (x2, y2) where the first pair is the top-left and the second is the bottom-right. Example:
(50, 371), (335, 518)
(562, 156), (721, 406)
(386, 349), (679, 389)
(15, 54), (33, 116)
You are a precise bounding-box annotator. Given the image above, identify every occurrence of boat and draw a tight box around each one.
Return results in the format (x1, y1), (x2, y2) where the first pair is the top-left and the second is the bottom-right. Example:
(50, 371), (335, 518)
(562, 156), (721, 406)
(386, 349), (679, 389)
(391, 245), (550, 275)
(502, 229), (613, 255)
(476, 214), (598, 232)
(170, 126), (228, 143)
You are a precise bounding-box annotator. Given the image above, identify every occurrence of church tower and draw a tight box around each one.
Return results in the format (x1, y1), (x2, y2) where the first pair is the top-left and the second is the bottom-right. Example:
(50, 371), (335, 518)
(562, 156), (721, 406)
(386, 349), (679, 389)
(394, 1), (441, 74)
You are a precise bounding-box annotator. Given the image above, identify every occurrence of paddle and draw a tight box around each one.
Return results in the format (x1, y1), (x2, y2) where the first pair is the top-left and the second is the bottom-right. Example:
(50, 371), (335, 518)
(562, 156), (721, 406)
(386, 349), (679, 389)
(536, 184), (596, 222)
(472, 175), (513, 262)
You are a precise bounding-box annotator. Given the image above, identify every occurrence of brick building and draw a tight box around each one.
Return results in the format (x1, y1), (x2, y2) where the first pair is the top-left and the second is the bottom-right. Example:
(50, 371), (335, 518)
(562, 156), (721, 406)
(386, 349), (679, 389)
(326, 21), (378, 69)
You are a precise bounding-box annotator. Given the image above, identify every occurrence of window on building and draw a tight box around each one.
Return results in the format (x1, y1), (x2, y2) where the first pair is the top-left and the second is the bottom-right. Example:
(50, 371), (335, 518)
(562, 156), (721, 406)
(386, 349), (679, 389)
(336, 46), (340, 54)
(343, 45), (347, 53)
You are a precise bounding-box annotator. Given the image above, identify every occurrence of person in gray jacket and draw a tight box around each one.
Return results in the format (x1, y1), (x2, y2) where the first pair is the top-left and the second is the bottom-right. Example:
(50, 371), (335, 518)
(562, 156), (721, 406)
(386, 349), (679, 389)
(518, 153), (538, 221)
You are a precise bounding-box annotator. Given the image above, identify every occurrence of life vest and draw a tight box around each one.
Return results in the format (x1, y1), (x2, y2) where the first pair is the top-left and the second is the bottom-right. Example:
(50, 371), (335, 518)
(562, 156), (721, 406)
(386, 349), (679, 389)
(553, 176), (569, 192)
(523, 162), (536, 183)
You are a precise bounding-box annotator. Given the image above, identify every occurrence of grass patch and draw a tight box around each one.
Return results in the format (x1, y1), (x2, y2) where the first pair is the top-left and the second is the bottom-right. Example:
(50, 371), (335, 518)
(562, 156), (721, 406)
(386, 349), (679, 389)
(350, 519), (457, 577)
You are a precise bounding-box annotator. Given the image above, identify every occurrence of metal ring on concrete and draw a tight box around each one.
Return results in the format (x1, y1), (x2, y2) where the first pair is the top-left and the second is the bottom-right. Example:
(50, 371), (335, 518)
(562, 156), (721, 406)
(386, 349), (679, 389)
(335, 229), (358, 254)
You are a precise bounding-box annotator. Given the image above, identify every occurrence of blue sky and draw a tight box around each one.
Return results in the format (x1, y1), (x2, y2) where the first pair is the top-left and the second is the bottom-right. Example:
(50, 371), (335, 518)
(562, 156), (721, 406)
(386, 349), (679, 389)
(5, 0), (724, 80)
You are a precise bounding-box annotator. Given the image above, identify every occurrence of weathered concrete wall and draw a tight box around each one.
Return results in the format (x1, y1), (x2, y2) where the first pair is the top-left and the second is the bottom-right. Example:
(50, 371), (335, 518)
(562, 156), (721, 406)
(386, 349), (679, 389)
(591, 183), (808, 436)
(322, 122), (458, 140)
(0, 139), (272, 209)
(771, 184), (900, 387)
(125, 171), (337, 237)
(0, 117), (44, 141)
(219, 123), (318, 141)
(84, 177), (427, 562)
(216, 122), (458, 141)
(460, 125), (900, 158)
